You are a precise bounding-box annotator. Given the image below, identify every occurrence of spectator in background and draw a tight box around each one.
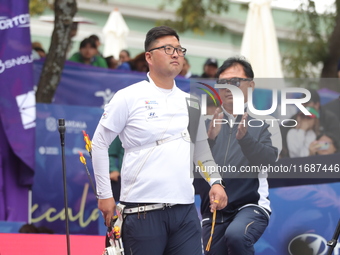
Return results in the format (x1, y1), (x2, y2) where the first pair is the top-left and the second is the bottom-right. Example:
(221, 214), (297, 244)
(108, 137), (124, 202)
(37, 226), (54, 234)
(89, 34), (103, 57)
(324, 96), (340, 121)
(300, 89), (340, 143)
(309, 132), (339, 156)
(117, 52), (148, 72)
(280, 89), (340, 158)
(32, 41), (46, 59)
(89, 34), (101, 48)
(178, 57), (199, 78)
(19, 223), (54, 234)
(286, 106), (319, 158)
(69, 38), (108, 68)
(105, 56), (119, 69)
(201, 57), (218, 78)
(199, 56), (281, 254)
(119, 49), (131, 64)
(19, 223), (39, 233)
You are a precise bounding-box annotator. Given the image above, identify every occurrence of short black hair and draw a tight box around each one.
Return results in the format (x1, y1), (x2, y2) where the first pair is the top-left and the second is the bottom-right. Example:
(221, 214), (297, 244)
(19, 224), (39, 233)
(144, 26), (179, 52)
(120, 49), (130, 57)
(216, 56), (254, 79)
(80, 38), (97, 49)
(307, 89), (320, 104)
(33, 47), (45, 53)
(89, 34), (100, 41)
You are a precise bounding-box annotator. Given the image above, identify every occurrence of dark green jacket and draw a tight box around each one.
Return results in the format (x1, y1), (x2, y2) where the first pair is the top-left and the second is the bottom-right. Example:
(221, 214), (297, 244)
(109, 137), (124, 173)
(69, 52), (108, 68)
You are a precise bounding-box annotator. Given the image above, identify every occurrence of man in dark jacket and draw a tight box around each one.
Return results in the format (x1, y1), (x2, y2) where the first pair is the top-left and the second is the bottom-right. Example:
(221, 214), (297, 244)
(323, 96), (340, 122)
(196, 56), (282, 255)
(201, 57), (219, 78)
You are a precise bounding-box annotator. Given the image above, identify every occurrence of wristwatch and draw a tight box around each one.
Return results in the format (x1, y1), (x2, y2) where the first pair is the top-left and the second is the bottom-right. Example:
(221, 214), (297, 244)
(212, 179), (226, 189)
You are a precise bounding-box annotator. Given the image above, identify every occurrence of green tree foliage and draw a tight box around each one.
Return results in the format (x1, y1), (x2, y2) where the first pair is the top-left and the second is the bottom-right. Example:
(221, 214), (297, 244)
(29, 0), (107, 16)
(158, 0), (339, 84)
(157, 0), (229, 35)
(32, 0), (339, 98)
(29, 0), (50, 16)
(282, 0), (340, 81)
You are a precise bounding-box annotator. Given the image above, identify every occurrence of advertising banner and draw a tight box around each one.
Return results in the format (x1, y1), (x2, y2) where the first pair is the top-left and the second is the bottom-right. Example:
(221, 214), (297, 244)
(33, 103), (102, 234)
(33, 60), (191, 108)
(33, 103), (340, 255)
(0, 0), (35, 221)
(256, 182), (340, 255)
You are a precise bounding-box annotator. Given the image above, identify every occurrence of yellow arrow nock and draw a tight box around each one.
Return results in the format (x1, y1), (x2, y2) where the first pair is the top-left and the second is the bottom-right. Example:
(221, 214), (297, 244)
(82, 130), (92, 153)
(79, 152), (86, 165)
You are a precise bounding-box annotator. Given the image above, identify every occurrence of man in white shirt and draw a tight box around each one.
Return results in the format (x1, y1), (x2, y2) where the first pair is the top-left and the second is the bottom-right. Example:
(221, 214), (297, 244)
(92, 26), (227, 255)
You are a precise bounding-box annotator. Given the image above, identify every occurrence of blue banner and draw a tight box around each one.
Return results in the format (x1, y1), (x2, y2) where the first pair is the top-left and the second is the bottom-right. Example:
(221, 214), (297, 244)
(33, 60), (191, 108)
(0, 0), (34, 221)
(256, 182), (340, 255)
(33, 101), (340, 248)
(32, 103), (103, 234)
(33, 60), (273, 111)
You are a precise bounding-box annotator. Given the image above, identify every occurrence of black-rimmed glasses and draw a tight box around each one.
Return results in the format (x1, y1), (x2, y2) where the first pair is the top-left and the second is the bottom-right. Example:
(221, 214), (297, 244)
(216, 78), (253, 87)
(148, 45), (187, 57)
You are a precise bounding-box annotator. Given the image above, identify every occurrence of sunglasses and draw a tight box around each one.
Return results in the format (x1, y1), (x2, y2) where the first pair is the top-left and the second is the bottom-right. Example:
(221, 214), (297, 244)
(216, 78), (253, 87)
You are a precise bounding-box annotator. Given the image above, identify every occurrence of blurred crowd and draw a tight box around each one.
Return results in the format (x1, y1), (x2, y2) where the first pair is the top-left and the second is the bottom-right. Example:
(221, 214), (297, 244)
(280, 89), (340, 158)
(32, 35), (340, 160)
(32, 34), (221, 78)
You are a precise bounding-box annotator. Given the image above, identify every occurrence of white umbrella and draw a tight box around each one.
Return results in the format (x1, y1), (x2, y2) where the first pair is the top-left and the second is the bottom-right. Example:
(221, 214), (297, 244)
(102, 8), (129, 59)
(240, 0), (284, 84)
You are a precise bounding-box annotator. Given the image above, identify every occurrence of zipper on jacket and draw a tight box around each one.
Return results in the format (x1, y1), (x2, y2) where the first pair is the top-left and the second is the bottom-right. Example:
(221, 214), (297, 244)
(222, 114), (242, 177)
(222, 127), (233, 178)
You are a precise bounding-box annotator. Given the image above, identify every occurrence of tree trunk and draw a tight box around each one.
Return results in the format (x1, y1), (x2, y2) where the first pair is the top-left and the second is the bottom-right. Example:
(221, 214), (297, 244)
(320, 0), (340, 91)
(36, 0), (77, 103)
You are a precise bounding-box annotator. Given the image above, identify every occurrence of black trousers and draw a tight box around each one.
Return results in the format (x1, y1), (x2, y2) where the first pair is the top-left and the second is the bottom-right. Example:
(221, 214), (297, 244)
(121, 203), (202, 255)
(202, 206), (269, 255)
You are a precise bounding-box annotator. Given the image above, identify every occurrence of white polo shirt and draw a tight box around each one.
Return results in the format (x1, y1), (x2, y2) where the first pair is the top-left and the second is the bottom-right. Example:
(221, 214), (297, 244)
(97, 74), (208, 203)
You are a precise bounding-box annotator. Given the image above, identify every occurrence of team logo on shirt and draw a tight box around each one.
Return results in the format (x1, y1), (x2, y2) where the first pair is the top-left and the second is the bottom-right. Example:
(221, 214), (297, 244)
(145, 100), (159, 110)
(102, 112), (108, 119)
(146, 111), (158, 120)
(145, 100), (158, 110)
(145, 100), (158, 105)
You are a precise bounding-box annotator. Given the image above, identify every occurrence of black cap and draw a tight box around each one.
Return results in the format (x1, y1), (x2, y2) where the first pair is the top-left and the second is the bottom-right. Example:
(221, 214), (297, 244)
(299, 89), (320, 104)
(204, 58), (218, 67)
